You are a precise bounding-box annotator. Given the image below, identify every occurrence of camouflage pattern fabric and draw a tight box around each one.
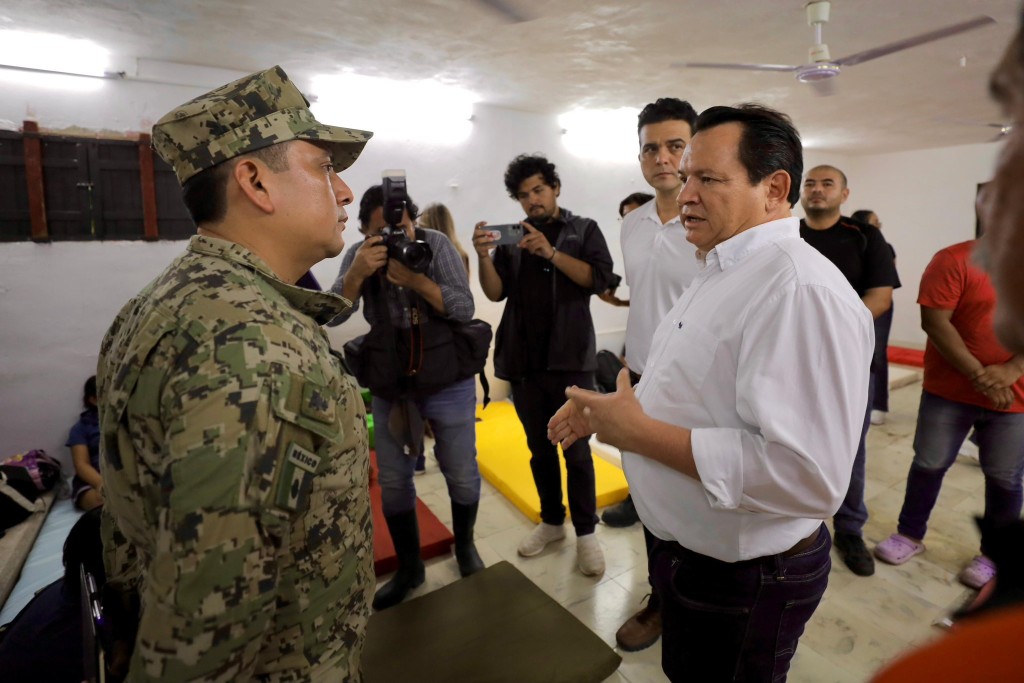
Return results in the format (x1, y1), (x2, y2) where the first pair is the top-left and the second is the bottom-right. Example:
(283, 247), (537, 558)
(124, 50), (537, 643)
(152, 65), (373, 184)
(97, 235), (372, 682)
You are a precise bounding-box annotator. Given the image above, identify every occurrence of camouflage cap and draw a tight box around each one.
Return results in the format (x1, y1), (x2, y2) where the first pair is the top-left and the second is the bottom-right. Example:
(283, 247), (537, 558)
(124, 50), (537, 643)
(153, 65), (372, 184)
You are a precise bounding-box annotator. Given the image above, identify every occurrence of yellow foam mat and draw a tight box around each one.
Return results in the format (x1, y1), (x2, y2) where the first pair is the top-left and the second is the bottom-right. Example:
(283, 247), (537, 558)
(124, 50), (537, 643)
(475, 401), (629, 523)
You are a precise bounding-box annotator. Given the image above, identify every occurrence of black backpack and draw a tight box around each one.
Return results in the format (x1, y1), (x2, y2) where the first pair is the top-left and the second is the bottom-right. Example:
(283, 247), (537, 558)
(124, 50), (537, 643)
(595, 350), (625, 394)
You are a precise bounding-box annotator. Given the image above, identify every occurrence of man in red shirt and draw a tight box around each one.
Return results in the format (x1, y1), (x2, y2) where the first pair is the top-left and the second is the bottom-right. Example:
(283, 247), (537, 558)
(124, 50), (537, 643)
(873, 240), (1024, 589)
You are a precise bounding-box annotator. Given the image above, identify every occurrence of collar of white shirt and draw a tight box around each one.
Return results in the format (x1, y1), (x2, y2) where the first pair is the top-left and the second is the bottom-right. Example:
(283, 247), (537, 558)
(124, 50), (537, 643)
(637, 197), (681, 227)
(706, 216), (799, 272)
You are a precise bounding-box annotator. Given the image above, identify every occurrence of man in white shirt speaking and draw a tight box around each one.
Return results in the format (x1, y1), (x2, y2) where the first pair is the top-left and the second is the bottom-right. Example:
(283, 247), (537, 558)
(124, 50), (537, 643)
(548, 104), (873, 682)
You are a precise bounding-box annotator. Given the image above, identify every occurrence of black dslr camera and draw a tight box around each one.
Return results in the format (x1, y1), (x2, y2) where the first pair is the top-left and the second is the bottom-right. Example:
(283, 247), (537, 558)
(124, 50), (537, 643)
(381, 170), (432, 274)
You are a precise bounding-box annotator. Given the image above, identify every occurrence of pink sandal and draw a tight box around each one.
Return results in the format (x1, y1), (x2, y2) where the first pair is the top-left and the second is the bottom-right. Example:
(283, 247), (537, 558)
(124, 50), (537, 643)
(959, 555), (996, 589)
(873, 533), (926, 565)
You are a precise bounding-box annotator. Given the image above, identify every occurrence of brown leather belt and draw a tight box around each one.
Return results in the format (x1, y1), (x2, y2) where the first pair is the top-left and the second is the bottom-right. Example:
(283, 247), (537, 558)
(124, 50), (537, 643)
(781, 527), (822, 558)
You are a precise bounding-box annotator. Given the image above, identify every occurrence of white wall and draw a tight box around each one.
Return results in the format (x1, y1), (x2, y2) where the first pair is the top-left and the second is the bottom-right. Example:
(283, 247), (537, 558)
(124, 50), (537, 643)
(841, 142), (1002, 347)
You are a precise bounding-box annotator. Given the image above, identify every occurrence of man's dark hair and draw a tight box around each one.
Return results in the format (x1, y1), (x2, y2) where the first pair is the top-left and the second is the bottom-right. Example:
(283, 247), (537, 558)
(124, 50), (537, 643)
(694, 104), (803, 207)
(851, 209), (875, 224)
(181, 144), (291, 225)
(357, 184), (420, 231)
(619, 192), (654, 217)
(637, 98), (698, 137)
(83, 375), (96, 407)
(504, 154), (560, 200)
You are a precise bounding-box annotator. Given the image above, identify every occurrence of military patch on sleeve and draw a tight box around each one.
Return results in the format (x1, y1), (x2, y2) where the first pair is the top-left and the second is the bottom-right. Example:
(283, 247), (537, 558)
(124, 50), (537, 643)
(274, 442), (321, 511)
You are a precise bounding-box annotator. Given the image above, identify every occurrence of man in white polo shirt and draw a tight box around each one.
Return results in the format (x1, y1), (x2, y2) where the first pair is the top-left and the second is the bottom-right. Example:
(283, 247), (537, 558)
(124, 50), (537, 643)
(548, 104), (872, 682)
(601, 97), (699, 654)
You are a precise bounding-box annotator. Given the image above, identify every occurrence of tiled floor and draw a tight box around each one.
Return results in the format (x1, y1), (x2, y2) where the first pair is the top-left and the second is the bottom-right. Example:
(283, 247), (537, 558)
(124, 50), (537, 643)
(389, 367), (986, 682)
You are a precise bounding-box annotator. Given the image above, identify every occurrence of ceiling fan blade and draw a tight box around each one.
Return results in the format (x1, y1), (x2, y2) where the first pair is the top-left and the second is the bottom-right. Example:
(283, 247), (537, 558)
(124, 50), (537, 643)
(833, 15), (996, 67)
(475, 0), (534, 23)
(810, 78), (837, 97)
(674, 62), (800, 72)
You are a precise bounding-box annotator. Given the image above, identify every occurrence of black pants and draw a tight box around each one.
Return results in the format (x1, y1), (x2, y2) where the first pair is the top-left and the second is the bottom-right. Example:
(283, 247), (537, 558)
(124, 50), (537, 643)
(511, 371), (599, 535)
(651, 525), (831, 682)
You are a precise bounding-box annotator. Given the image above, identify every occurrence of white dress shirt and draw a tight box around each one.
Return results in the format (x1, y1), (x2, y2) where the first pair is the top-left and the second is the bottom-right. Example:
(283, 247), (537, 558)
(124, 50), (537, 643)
(621, 199), (702, 373)
(624, 217), (873, 562)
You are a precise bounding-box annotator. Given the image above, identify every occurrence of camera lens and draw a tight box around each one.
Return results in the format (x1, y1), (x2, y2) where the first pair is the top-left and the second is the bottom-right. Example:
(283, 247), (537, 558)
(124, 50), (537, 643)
(399, 242), (433, 273)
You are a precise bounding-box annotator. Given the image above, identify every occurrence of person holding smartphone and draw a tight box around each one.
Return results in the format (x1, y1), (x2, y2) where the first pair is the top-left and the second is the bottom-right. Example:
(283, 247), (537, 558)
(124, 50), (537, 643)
(472, 154), (614, 577)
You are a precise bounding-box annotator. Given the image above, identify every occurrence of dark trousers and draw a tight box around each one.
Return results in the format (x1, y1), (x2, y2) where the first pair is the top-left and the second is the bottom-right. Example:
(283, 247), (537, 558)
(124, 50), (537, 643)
(834, 372), (875, 536)
(872, 306), (893, 412)
(511, 371), (599, 535)
(643, 524), (660, 607)
(651, 524), (831, 683)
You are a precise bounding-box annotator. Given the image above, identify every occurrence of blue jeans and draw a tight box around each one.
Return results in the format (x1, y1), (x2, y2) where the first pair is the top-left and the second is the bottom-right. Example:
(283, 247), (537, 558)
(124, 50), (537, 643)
(651, 525), (831, 682)
(373, 377), (481, 516)
(834, 372), (874, 536)
(898, 391), (1024, 554)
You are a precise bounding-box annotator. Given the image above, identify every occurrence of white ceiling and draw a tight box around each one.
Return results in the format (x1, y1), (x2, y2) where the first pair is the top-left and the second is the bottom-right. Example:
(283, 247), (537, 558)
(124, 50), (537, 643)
(1, 0), (1018, 153)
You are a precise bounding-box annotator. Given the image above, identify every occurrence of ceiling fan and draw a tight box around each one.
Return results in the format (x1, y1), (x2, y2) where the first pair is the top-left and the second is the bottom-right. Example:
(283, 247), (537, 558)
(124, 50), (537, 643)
(942, 119), (1015, 142)
(475, 0), (535, 23)
(674, 1), (996, 95)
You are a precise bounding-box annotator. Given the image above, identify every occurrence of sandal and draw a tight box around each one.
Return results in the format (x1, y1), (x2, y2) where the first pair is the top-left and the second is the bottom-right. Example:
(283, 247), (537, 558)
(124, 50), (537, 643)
(959, 555), (996, 589)
(873, 533), (926, 565)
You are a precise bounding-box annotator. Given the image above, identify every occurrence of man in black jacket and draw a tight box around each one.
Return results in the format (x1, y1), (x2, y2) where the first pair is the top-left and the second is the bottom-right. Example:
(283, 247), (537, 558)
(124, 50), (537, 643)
(473, 154), (614, 576)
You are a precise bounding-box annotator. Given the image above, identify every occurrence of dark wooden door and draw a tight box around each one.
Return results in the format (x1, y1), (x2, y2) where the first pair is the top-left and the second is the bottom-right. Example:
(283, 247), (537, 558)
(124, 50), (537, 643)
(0, 131), (30, 241)
(41, 138), (95, 240)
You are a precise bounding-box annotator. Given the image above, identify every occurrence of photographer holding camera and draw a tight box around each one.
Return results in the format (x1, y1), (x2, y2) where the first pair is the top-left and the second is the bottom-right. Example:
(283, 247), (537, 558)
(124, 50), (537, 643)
(329, 181), (484, 610)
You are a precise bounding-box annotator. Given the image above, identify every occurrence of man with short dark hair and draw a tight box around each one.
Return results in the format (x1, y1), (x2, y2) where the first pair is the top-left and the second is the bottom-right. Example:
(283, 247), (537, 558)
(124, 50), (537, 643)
(97, 66), (375, 681)
(602, 97), (699, 654)
(619, 191), (654, 218)
(549, 104), (873, 681)
(800, 165), (901, 577)
(473, 154), (614, 577)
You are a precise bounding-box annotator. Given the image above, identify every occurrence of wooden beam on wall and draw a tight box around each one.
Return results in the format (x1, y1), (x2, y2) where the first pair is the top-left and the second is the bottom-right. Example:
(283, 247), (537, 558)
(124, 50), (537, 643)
(138, 133), (159, 240)
(22, 120), (48, 242)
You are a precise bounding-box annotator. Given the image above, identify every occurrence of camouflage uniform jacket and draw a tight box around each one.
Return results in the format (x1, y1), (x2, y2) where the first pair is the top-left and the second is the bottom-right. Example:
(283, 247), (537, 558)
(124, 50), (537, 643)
(97, 235), (372, 682)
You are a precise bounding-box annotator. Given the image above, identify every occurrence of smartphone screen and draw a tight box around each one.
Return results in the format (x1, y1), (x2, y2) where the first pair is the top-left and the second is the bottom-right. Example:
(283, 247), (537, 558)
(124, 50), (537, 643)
(486, 224), (524, 246)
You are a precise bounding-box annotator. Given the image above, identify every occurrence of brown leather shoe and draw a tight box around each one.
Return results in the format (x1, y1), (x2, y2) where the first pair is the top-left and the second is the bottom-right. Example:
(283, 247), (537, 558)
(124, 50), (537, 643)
(615, 598), (662, 652)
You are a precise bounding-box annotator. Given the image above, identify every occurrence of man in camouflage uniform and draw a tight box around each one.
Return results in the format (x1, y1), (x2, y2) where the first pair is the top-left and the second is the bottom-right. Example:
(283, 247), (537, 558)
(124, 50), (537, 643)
(96, 65), (375, 682)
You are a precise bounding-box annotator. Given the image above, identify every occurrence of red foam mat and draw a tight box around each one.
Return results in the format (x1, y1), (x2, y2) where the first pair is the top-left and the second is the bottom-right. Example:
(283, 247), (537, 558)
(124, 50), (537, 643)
(888, 345), (925, 368)
(370, 452), (454, 576)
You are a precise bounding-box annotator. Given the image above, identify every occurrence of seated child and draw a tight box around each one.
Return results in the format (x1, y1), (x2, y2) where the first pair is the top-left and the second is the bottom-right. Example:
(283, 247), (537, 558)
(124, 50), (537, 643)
(67, 376), (102, 511)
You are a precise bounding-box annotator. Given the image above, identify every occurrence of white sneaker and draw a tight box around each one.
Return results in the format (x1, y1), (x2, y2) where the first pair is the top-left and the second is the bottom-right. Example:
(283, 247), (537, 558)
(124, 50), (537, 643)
(577, 534), (605, 576)
(517, 523), (566, 557)
(870, 410), (886, 425)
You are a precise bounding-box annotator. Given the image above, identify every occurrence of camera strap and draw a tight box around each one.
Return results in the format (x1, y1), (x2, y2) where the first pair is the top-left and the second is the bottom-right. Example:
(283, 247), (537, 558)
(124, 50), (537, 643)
(405, 299), (427, 376)
(370, 272), (427, 379)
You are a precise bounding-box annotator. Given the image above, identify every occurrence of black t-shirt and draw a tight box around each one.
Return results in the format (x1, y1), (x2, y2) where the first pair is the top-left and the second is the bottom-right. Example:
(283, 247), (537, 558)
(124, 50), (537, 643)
(799, 217), (901, 296)
(518, 220), (562, 372)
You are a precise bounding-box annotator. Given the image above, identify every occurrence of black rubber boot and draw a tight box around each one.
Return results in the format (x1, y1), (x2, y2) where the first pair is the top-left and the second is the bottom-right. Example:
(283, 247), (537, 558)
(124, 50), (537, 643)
(372, 509), (425, 610)
(452, 501), (485, 577)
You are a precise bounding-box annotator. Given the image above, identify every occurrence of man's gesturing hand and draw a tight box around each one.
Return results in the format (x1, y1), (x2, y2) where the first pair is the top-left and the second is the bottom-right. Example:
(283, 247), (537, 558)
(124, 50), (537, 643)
(548, 368), (643, 451)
